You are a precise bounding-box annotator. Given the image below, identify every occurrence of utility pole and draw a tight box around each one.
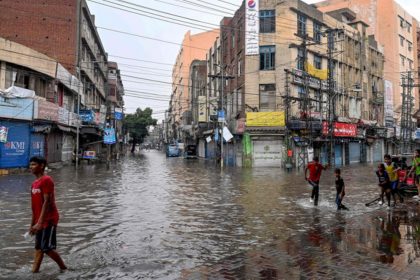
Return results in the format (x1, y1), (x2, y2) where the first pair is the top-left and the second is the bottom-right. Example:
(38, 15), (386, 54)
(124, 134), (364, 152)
(325, 28), (342, 166)
(400, 71), (419, 154)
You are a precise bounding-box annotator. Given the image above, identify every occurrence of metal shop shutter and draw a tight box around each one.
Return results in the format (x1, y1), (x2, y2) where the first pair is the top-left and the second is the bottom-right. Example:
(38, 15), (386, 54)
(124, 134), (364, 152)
(349, 142), (361, 163)
(0, 121), (30, 168)
(252, 140), (283, 167)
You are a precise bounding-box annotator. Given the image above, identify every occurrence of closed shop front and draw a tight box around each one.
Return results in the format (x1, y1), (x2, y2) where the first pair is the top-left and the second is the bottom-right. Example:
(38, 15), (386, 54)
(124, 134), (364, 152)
(61, 133), (74, 162)
(225, 142), (236, 166)
(252, 138), (283, 167)
(349, 142), (361, 163)
(335, 144), (343, 166)
(47, 131), (63, 163)
(373, 139), (383, 162)
(0, 121), (30, 168)
(198, 139), (205, 158)
(30, 133), (45, 158)
(206, 141), (216, 159)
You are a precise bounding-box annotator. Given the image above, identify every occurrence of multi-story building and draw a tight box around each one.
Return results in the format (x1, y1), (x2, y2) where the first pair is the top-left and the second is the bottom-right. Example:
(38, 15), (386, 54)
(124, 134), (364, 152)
(170, 29), (219, 142)
(220, 0), (384, 167)
(0, 0), (110, 160)
(315, 0), (419, 153)
(0, 37), (81, 167)
(107, 61), (125, 156)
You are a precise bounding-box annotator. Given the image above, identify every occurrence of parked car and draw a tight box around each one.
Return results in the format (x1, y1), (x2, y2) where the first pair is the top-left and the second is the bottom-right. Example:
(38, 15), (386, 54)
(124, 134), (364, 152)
(166, 144), (180, 157)
(184, 145), (197, 159)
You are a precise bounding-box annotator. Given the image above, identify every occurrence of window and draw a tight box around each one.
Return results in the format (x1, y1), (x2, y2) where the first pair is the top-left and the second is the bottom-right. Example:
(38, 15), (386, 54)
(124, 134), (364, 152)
(408, 41), (412, 52)
(298, 86), (306, 109)
(314, 55), (322, 69)
(408, 59), (413, 69)
(260, 10), (275, 33)
(313, 21), (321, 43)
(260, 45), (275, 70)
(400, 55), (405, 66)
(399, 35), (404, 47)
(237, 57), (242, 76)
(399, 16), (404, 28)
(297, 14), (306, 36)
(259, 84), (276, 111)
(297, 48), (305, 70)
(232, 33), (235, 49)
(407, 22), (411, 33)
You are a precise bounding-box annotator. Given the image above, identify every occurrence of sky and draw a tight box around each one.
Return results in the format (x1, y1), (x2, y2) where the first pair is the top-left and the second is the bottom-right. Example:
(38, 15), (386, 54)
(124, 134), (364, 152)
(87, 0), (420, 122)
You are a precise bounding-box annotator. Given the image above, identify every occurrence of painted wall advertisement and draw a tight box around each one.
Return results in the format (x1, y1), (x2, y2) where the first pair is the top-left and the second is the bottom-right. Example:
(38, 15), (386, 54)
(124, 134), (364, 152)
(322, 122), (357, 137)
(384, 80), (394, 127)
(245, 0), (259, 55)
(246, 112), (285, 127)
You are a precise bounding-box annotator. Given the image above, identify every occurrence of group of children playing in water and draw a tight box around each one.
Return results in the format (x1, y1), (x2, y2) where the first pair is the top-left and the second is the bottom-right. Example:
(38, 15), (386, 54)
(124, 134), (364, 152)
(305, 150), (420, 210)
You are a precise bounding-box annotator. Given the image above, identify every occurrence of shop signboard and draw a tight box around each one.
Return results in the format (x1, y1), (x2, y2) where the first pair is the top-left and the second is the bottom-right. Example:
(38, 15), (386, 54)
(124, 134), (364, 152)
(79, 110), (95, 124)
(322, 122), (357, 137)
(114, 108), (123, 120)
(245, 0), (259, 55)
(246, 112), (285, 127)
(35, 99), (59, 122)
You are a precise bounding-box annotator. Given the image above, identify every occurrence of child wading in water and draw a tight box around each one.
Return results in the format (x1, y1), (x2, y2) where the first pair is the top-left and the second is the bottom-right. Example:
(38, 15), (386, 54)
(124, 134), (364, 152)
(376, 163), (392, 208)
(335, 168), (348, 210)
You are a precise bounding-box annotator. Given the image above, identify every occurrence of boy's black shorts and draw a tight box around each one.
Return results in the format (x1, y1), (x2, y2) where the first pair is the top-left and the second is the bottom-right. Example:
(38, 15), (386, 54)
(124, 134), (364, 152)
(35, 225), (57, 252)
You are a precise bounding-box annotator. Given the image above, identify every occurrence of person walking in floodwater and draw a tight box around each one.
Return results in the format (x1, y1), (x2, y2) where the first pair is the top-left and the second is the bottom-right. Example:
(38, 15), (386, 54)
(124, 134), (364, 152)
(376, 163), (392, 208)
(29, 156), (67, 273)
(335, 168), (348, 210)
(305, 156), (328, 206)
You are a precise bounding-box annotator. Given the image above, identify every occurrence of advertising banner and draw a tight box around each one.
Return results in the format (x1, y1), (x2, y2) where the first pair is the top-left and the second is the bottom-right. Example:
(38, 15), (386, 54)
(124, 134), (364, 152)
(306, 63), (328, 80)
(79, 110), (95, 123)
(104, 128), (116, 144)
(246, 112), (285, 127)
(245, 0), (259, 55)
(198, 96), (207, 122)
(322, 122), (357, 137)
(384, 80), (394, 127)
(115, 107), (123, 120)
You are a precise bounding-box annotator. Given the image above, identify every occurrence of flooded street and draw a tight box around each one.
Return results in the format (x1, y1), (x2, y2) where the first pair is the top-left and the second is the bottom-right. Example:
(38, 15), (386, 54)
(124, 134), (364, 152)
(1, 150), (420, 279)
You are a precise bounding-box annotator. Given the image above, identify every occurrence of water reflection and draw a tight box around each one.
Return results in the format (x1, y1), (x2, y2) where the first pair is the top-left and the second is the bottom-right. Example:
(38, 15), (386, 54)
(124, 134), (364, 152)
(0, 151), (420, 279)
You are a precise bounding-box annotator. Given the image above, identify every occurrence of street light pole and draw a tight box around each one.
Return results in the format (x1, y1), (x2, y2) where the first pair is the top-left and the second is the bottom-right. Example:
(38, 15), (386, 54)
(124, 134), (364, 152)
(220, 64), (224, 170)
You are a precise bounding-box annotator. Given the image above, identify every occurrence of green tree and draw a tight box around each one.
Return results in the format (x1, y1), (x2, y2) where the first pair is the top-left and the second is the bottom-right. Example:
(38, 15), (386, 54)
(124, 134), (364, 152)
(124, 107), (157, 153)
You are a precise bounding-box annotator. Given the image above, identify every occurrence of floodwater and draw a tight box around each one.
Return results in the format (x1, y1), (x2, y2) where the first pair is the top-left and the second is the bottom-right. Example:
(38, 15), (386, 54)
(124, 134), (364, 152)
(1, 150), (420, 279)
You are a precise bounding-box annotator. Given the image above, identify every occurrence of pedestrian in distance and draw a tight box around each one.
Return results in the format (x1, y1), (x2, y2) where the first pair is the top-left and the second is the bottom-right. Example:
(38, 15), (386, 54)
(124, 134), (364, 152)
(376, 163), (392, 208)
(406, 149), (420, 200)
(28, 156), (67, 273)
(335, 168), (348, 210)
(384, 154), (403, 206)
(305, 156), (328, 206)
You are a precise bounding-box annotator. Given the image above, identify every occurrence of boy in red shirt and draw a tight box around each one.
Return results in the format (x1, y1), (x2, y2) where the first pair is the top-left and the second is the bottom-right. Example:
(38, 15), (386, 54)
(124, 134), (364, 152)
(305, 156), (328, 206)
(29, 156), (67, 273)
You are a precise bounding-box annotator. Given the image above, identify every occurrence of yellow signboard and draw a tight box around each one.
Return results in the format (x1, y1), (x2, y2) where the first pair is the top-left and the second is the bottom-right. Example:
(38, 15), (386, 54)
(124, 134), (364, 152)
(246, 112), (285, 127)
(306, 63), (328, 80)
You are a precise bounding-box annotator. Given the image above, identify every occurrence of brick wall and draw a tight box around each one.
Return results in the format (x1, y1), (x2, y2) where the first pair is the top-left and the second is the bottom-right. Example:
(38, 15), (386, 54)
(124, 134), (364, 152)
(0, 0), (79, 75)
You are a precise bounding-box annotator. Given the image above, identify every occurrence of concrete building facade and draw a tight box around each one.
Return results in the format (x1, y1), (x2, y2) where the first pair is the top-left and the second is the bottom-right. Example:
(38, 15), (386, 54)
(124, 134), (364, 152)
(315, 0), (419, 137)
(219, 0), (385, 167)
(170, 29), (219, 142)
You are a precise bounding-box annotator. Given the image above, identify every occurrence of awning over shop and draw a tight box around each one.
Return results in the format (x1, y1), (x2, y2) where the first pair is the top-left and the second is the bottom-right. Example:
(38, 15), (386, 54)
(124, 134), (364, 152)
(80, 126), (101, 136)
(31, 125), (51, 133)
(246, 126), (286, 135)
(57, 124), (77, 134)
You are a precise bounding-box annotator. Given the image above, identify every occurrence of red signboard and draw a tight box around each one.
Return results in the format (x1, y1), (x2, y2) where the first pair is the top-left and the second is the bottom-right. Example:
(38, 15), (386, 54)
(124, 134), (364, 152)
(322, 122), (357, 137)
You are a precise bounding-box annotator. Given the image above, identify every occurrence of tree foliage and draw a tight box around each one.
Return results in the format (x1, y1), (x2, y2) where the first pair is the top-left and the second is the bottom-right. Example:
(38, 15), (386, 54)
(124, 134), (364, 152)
(124, 107), (157, 152)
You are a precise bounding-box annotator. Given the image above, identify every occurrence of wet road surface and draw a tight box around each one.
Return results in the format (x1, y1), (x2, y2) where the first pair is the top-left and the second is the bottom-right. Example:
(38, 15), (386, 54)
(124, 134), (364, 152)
(1, 150), (420, 279)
